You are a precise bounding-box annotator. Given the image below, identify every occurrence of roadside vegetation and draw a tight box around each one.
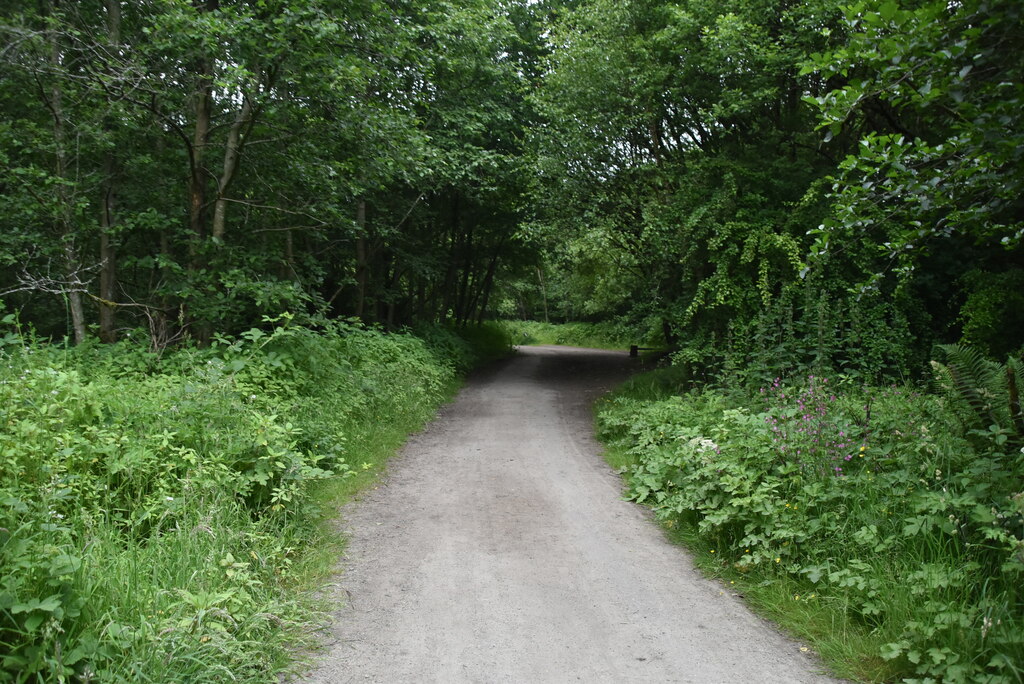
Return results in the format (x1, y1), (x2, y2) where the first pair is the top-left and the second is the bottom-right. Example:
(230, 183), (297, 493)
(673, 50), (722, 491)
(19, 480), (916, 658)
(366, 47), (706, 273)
(597, 348), (1024, 682)
(0, 317), (508, 682)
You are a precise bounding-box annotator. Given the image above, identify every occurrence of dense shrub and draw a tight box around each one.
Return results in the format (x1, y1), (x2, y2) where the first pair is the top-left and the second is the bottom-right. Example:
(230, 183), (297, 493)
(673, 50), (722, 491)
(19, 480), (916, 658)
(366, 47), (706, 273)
(0, 319), (475, 681)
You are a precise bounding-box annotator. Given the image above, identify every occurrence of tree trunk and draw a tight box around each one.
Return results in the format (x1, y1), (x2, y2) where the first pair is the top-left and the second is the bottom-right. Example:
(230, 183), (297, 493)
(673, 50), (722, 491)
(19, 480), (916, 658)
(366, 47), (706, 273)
(188, 0), (218, 247)
(475, 250), (501, 324)
(98, 182), (117, 342)
(354, 199), (368, 318)
(385, 264), (400, 328)
(283, 227), (298, 281)
(455, 220), (475, 325)
(536, 266), (549, 323)
(211, 95), (253, 241)
(189, 72), (211, 243)
(439, 193), (460, 322)
(98, 0), (121, 343)
(46, 0), (87, 343)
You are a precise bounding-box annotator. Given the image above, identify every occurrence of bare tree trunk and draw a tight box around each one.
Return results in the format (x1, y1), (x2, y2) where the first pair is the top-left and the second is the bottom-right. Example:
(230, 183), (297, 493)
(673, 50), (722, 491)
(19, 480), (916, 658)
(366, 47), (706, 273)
(439, 194), (460, 322)
(283, 227), (297, 280)
(385, 265), (399, 328)
(211, 95), (253, 241)
(455, 221), (475, 325)
(189, 74), (211, 243)
(63, 245), (87, 343)
(188, 2), (218, 248)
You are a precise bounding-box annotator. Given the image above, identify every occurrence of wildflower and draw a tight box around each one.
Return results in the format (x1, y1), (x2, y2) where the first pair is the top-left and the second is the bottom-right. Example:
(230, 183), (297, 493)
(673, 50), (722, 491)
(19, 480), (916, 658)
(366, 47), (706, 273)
(710, 550), (715, 554)
(775, 557), (781, 563)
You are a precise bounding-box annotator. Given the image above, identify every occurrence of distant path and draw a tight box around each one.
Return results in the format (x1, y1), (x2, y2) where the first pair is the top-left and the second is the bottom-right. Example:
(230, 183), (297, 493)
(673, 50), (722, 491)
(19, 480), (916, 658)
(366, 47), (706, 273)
(303, 346), (839, 683)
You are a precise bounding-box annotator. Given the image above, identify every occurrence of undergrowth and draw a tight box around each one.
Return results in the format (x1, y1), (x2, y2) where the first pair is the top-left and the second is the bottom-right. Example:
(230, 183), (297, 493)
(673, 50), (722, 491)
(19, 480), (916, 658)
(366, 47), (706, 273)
(0, 316), (498, 682)
(597, 356), (1024, 683)
(500, 319), (660, 350)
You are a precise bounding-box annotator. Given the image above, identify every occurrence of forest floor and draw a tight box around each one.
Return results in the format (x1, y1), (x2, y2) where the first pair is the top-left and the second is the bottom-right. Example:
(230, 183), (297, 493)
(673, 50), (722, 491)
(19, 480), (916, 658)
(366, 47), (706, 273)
(302, 346), (842, 683)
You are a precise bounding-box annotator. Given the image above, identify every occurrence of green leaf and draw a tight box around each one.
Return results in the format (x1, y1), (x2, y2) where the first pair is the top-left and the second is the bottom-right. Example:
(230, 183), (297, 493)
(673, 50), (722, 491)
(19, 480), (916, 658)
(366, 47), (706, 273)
(11, 595), (62, 614)
(23, 613), (46, 632)
(880, 642), (905, 660)
(49, 554), (82, 577)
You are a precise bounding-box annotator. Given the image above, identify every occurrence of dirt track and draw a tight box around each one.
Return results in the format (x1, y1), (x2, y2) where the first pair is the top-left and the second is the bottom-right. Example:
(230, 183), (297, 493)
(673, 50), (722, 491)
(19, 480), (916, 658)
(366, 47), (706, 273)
(303, 346), (839, 683)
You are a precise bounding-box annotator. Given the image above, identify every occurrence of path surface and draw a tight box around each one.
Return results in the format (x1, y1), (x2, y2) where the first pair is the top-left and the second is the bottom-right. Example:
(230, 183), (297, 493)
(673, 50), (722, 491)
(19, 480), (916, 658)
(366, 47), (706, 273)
(304, 346), (840, 683)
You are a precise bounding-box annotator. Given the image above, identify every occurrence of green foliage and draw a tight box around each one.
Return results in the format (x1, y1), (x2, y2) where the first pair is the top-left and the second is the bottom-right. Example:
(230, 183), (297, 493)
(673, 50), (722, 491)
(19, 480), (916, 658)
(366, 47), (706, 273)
(501, 319), (659, 350)
(448, 322), (514, 364)
(532, 0), (1023, 382)
(598, 368), (1024, 682)
(0, 321), (472, 682)
(958, 270), (1024, 359)
(0, 0), (543, 342)
(931, 344), (1024, 449)
(805, 0), (1024, 263)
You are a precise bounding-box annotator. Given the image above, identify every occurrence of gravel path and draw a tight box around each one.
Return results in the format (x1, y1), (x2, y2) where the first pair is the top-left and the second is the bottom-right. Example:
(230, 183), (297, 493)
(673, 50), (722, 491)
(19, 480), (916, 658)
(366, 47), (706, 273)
(303, 346), (841, 683)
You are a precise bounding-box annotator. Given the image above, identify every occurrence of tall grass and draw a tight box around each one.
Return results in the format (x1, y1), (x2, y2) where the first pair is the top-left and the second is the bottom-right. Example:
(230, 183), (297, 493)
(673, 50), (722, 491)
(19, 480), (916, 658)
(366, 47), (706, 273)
(0, 319), (488, 682)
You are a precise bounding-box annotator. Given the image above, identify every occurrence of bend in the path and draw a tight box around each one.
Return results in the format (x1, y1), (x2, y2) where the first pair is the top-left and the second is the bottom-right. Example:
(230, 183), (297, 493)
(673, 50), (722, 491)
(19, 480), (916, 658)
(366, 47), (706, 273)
(305, 346), (841, 684)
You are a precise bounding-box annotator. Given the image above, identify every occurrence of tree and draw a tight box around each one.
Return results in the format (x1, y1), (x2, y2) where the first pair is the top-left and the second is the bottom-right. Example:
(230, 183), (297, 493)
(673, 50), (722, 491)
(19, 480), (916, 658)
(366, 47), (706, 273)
(805, 0), (1024, 356)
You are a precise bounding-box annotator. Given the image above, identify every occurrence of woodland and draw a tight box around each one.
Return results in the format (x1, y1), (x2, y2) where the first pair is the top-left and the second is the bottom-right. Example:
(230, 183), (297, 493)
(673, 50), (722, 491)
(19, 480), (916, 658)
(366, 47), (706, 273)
(1, 0), (1023, 681)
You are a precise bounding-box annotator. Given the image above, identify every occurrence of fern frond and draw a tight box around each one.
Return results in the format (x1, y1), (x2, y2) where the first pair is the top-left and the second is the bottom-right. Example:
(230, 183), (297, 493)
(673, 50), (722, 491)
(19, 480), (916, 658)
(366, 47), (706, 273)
(936, 344), (1003, 429)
